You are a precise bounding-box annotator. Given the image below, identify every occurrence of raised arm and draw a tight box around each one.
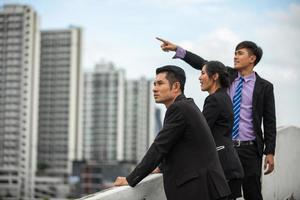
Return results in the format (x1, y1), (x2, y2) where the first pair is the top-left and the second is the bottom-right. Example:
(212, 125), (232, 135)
(156, 37), (207, 70)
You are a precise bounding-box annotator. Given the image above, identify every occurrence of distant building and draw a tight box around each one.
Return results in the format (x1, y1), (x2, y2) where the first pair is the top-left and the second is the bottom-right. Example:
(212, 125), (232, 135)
(36, 27), (83, 199)
(37, 27), (82, 178)
(83, 62), (125, 162)
(34, 176), (69, 199)
(124, 78), (156, 163)
(76, 67), (163, 198)
(70, 160), (134, 198)
(154, 107), (163, 135)
(83, 64), (161, 165)
(0, 4), (40, 199)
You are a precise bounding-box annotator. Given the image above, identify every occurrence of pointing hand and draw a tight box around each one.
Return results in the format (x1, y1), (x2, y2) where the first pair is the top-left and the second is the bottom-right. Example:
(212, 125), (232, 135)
(156, 37), (177, 52)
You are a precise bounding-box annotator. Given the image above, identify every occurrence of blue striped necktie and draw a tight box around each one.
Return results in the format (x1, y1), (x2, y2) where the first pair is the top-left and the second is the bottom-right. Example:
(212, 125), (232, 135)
(232, 77), (244, 140)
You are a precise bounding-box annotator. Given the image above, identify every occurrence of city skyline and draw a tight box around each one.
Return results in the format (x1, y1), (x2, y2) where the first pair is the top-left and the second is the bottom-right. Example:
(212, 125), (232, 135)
(0, 2), (299, 199)
(0, 4), (162, 198)
(2, 0), (299, 127)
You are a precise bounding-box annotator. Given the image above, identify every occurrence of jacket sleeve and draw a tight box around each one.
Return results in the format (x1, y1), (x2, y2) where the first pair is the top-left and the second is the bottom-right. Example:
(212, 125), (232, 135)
(182, 50), (208, 70)
(178, 49), (237, 82)
(202, 95), (220, 130)
(126, 104), (186, 187)
(262, 83), (277, 155)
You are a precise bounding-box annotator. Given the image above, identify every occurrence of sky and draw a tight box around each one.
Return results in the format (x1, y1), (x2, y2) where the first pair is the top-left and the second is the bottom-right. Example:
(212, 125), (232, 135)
(1, 0), (300, 127)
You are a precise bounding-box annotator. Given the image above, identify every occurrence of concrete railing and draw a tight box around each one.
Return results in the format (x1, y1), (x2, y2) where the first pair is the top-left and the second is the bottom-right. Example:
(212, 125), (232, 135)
(77, 174), (166, 200)
(79, 126), (300, 200)
(262, 126), (300, 200)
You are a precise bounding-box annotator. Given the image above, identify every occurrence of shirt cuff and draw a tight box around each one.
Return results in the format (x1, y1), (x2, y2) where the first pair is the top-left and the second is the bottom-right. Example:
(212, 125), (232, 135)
(173, 46), (186, 59)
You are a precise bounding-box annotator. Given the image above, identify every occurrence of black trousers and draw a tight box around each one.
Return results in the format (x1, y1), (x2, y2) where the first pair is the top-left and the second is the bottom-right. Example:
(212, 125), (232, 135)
(235, 144), (263, 200)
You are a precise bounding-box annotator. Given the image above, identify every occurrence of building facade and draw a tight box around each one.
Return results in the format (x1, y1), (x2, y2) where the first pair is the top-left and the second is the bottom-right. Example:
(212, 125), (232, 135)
(0, 4), (40, 199)
(124, 78), (156, 163)
(37, 27), (83, 179)
(70, 160), (133, 198)
(83, 62), (125, 162)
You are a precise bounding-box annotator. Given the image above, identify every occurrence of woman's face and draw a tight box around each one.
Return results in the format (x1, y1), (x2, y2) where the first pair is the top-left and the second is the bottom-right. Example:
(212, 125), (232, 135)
(199, 65), (214, 92)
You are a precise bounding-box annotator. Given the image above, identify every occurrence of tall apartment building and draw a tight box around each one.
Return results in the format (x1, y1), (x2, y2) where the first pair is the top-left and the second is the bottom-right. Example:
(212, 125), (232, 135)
(37, 27), (82, 179)
(83, 62), (125, 162)
(124, 78), (156, 163)
(0, 4), (40, 199)
(154, 107), (162, 134)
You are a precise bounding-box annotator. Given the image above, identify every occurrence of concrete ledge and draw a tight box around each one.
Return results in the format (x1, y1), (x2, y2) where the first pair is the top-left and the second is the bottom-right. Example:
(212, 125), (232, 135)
(262, 126), (300, 200)
(77, 174), (167, 200)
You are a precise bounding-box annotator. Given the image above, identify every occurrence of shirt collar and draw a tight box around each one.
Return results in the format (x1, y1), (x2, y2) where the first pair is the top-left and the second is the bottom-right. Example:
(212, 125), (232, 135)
(236, 71), (256, 82)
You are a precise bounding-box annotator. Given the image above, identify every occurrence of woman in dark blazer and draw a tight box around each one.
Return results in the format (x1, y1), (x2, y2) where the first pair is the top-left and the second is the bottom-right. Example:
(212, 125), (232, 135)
(199, 61), (244, 199)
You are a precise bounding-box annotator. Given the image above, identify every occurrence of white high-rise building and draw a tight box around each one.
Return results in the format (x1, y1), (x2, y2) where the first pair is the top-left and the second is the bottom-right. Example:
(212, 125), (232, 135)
(124, 78), (156, 163)
(37, 27), (82, 179)
(0, 4), (40, 199)
(83, 62), (125, 162)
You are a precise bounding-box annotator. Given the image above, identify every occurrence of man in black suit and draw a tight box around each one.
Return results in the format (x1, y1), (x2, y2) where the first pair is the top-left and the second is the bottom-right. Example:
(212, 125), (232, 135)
(157, 38), (276, 200)
(114, 65), (230, 200)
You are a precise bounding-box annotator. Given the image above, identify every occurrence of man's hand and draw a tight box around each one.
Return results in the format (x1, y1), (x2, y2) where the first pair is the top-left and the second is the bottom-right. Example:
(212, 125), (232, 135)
(156, 37), (177, 52)
(114, 177), (129, 186)
(264, 154), (275, 175)
(152, 167), (161, 174)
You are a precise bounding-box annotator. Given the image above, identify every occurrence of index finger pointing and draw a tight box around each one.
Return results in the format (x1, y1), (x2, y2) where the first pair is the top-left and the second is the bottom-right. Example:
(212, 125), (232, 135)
(156, 37), (168, 43)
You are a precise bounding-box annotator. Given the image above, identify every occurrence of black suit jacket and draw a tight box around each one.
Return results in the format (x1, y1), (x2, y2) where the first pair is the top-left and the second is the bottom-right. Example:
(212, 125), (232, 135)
(126, 95), (230, 200)
(182, 50), (277, 156)
(203, 88), (244, 180)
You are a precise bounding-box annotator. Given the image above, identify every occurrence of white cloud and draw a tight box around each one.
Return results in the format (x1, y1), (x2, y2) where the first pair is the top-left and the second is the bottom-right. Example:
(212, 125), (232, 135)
(142, 0), (227, 6)
(162, 2), (300, 126)
(267, 3), (300, 27)
(171, 28), (241, 69)
(255, 3), (300, 83)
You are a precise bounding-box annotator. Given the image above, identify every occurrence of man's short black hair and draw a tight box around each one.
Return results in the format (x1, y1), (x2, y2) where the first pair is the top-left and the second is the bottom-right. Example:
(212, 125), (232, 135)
(156, 65), (186, 93)
(235, 41), (263, 66)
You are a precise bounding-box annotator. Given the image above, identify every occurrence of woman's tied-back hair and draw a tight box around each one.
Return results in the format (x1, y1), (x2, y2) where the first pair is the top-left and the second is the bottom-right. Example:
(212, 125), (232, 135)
(205, 61), (230, 88)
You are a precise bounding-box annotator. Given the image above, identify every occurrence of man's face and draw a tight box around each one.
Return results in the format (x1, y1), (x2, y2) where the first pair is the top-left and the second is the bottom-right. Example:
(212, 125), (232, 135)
(234, 48), (256, 70)
(153, 72), (176, 105)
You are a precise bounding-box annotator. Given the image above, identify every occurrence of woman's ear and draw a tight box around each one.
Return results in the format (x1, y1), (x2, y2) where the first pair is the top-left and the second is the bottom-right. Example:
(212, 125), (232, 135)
(212, 73), (219, 81)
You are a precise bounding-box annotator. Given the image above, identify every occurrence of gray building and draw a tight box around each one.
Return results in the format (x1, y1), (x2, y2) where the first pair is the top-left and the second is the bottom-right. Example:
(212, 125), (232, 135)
(124, 78), (156, 163)
(83, 62), (125, 162)
(154, 107), (162, 134)
(0, 4), (40, 199)
(70, 160), (133, 198)
(37, 27), (83, 179)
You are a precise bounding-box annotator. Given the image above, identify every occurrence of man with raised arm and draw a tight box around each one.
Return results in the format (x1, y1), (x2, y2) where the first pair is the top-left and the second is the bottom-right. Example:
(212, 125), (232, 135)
(157, 38), (276, 200)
